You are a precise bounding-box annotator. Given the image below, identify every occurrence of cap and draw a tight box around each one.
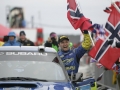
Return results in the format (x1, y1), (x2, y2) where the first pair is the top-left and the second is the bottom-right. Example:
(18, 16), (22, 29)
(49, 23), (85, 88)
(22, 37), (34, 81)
(50, 32), (57, 38)
(20, 31), (26, 36)
(8, 31), (16, 37)
(58, 35), (69, 43)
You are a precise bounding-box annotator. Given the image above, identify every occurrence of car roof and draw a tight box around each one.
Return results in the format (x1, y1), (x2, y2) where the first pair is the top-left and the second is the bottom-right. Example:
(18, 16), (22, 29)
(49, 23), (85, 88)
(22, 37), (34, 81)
(0, 46), (57, 53)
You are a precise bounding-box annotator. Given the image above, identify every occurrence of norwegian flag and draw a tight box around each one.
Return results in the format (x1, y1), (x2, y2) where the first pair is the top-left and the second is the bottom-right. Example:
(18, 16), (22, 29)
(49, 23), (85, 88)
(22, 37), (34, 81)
(89, 1), (120, 70)
(91, 24), (106, 42)
(96, 62), (103, 68)
(104, 7), (112, 13)
(67, 0), (93, 31)
(90, 58), (103, 68)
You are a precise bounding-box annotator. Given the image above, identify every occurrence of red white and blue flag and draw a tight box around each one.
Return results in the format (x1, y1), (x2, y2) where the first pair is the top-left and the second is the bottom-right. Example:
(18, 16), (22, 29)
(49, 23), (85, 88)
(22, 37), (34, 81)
(104, 7), (112, 13)
(91, 24), (106, 42)
(67, 0), (93, 32)
(89, 1), (120, 70)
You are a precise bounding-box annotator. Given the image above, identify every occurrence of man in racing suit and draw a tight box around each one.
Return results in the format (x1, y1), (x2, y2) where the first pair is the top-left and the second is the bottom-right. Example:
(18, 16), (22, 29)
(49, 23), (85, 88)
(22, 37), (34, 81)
(58, 30), (91, 76)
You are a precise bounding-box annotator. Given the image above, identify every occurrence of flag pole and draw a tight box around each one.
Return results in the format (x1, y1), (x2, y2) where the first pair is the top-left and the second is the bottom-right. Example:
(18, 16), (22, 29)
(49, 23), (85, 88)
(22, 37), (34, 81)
(77, 2), (95, 46)
(96, 69), (106, 81)
(88, 31), (95, 46)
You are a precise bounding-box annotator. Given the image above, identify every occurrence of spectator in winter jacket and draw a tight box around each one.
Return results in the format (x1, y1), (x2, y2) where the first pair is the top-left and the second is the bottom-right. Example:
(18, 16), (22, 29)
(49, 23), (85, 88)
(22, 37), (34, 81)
(3, 35), (9, 42)
(17, 31), (34, 46)
(3, 32), (20, 46)
(58, 30), (91, 75)
(44, 32), (59, 51)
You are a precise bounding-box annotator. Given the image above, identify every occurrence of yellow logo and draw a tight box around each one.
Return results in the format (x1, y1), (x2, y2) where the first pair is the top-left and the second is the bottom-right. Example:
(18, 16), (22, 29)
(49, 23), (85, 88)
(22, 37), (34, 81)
(60, 36), (68, 39)
(27, 44), (30, 46)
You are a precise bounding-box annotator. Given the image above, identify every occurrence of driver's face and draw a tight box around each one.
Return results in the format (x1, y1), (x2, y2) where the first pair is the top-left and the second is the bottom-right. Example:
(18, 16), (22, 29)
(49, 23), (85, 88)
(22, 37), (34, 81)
(59, 40), (70, 51)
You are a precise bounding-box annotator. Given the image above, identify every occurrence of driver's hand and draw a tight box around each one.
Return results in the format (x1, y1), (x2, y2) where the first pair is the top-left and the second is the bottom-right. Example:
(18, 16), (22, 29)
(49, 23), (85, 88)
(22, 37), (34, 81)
(82, 30), (91, 50)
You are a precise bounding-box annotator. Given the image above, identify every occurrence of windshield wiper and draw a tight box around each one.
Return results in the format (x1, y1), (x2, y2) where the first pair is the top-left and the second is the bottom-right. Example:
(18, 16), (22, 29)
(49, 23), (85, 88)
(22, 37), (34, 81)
(0, 77), (47, 81)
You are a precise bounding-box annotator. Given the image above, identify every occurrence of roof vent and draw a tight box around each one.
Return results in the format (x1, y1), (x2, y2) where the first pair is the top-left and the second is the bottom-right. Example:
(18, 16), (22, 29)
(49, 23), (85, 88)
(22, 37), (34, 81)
(38, 46), (45, 53)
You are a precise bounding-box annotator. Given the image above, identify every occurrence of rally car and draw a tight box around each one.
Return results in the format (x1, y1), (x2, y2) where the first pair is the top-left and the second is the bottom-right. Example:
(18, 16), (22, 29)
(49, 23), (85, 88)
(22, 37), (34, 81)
(0, 46), (97, 90)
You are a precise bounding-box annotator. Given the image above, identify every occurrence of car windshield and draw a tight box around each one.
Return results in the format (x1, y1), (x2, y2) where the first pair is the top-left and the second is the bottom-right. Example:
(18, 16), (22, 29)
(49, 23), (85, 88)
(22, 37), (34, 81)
(0, 52), (66, 82)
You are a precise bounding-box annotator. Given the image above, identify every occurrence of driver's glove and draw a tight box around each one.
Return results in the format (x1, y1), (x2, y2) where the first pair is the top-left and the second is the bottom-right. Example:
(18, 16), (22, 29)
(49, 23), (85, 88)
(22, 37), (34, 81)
(82, 30), (91, 50)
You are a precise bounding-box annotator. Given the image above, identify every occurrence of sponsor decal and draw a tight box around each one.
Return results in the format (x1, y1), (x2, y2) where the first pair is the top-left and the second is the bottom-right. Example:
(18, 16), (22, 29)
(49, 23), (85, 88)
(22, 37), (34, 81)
(0, 52), (47, 56)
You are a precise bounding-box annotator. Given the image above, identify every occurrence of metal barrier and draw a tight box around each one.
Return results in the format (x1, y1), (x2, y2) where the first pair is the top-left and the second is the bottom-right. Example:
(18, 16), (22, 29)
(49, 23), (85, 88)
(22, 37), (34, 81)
(79, 54), (120, 90)
(94, 65), (119, 90)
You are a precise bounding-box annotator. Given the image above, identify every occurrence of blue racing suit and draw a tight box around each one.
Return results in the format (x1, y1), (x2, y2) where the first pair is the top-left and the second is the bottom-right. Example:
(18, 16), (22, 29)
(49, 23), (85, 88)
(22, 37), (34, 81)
(58, 31), (91, 75)
(58, 46), (87, 75)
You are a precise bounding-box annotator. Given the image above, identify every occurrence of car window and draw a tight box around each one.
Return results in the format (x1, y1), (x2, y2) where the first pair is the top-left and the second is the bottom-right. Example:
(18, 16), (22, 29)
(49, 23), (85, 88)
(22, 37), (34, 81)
(0, 52), (67, 82)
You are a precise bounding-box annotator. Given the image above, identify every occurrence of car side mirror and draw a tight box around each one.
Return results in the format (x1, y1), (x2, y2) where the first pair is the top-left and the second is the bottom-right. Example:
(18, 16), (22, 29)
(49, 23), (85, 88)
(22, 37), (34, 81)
(71, 72), (83, 82)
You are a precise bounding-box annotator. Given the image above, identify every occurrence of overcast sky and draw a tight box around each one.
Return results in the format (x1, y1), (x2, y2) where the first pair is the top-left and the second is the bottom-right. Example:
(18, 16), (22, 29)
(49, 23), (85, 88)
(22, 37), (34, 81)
(0, 0), (111, 40)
